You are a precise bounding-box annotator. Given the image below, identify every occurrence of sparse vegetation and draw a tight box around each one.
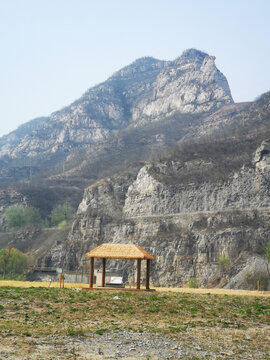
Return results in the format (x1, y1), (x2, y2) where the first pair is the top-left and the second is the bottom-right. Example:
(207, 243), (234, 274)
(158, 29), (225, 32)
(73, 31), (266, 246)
(218, 255), (232, 276)
(188, 278), (198, 288)
(244, 270), (269, 291)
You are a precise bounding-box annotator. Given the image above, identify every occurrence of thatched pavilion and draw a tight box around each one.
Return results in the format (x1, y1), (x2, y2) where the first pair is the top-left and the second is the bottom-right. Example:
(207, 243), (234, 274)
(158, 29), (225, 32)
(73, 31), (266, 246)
(84, 244), (155, 291)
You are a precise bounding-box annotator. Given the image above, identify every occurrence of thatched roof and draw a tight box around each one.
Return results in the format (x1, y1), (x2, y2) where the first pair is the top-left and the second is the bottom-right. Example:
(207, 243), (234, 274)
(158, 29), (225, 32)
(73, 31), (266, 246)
(84, 244), (155, 260)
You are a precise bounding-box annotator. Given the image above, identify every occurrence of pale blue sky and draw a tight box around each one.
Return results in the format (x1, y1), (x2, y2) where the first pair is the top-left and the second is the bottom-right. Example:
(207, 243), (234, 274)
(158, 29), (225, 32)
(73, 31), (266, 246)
(0, 0), (269, 137)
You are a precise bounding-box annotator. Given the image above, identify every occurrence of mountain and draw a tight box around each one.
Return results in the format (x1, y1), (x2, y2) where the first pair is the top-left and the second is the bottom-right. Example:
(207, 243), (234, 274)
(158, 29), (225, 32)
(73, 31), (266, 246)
(2, 49), (269, 289)
(0, 49), (233, 216)
(0, 49), (232, 167)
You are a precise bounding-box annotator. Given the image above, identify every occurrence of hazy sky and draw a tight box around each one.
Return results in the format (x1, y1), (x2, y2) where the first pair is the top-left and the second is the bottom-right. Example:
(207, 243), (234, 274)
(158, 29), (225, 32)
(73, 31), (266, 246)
(0, 0), (269, 137)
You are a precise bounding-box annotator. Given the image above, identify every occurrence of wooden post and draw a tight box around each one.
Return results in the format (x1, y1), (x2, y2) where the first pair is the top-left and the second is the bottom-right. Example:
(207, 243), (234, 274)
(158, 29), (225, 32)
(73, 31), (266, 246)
(101, 258), (106, 287)
(146, 259), (150, 290)
(257, 279), (260, 291)
(137, 259), (141, 290)
(89, 257), (94, 288)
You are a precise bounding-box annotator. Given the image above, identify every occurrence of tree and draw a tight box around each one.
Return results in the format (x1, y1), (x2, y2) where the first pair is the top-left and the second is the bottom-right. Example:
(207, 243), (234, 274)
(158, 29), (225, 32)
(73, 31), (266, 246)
(23, 206), (42, 227)
(5, 207), (26, 228)
(0, 247), (28, 279)
(244, 270), (269, 291)
(0, 246), (13, 279)
(50, 204), (73, 226)
(5, 206), (42, 228)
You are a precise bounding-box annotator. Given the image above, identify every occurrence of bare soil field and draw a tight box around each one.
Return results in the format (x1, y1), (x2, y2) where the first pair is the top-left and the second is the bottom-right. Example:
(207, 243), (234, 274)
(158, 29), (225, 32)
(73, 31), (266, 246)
(0, 281), (269, 359)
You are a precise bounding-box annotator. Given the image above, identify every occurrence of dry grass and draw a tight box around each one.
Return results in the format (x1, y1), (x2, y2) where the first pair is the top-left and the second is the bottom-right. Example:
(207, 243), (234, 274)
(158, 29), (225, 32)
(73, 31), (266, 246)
(155, 286), (270, 298)
(0, 280), (269, 298)
(0, 280), (90, 289)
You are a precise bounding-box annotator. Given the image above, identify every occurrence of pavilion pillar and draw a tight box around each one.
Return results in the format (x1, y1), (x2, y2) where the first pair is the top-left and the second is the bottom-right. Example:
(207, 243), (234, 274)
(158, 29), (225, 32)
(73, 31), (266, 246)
(89, 257), (94, 288)
(146, 259), (150, 290)
(137, 259), (141, 290)
(101, 258), (106, 287)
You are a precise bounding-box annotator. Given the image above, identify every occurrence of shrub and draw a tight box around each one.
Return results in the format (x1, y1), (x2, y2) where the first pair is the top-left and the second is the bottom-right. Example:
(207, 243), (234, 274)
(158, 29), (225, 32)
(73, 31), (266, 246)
(57, 220), (68, 231)
(218, 255), (232, 276)
(188, 278), (198, 288)
(244, 270), (269, 291)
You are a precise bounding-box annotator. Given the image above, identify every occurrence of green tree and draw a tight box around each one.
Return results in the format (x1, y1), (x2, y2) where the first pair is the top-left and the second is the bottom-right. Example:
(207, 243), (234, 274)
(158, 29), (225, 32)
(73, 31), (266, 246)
(50, 204), (73, 226)
(5, 206), (42, 228)
(0, 246), (28, 279)
(24, 206), (42, 226)
(0, 246), (13, 278)
(5, 206), (26, 228)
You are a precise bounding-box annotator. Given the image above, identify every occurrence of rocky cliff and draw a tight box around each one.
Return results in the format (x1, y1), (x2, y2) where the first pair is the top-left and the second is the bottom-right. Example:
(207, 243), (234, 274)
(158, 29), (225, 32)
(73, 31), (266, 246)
(39, 134), (270, 288)
(36, 90), (270, 289)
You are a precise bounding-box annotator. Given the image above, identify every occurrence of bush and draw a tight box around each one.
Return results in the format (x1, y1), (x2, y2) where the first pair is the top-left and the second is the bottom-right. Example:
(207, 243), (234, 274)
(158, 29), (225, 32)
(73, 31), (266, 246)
(5, 206), (42, 228)
(57, 220), (68, 231)
(244, 270), (269, 291)
(188, 278), (198, 288)
(50, 204), (73, 226)
(0, 246), (28, 279)
(218, 255), (232, 276)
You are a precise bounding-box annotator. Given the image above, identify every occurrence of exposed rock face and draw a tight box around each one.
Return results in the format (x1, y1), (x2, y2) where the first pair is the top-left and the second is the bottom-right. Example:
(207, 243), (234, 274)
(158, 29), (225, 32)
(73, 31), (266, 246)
(132, 49), (233, 123)
(123, 161), (269, 216)
(0, 50), (232, 160)
(41, 140), (270, 288)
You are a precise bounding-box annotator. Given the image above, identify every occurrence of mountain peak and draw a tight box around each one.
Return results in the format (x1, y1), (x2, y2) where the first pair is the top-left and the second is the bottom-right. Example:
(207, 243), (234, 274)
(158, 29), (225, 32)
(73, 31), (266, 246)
(181, 48), (209, 59)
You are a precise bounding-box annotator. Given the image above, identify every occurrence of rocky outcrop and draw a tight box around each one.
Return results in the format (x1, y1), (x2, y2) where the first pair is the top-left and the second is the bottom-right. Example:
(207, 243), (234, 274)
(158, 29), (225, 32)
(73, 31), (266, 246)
(132, 49), (233, 123)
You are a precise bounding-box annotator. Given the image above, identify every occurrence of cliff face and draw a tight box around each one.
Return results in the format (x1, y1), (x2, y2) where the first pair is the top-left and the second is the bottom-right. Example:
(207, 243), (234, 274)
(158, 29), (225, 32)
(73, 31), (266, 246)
(40, 138), (270, 288)
(132, 49), (233, 123)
